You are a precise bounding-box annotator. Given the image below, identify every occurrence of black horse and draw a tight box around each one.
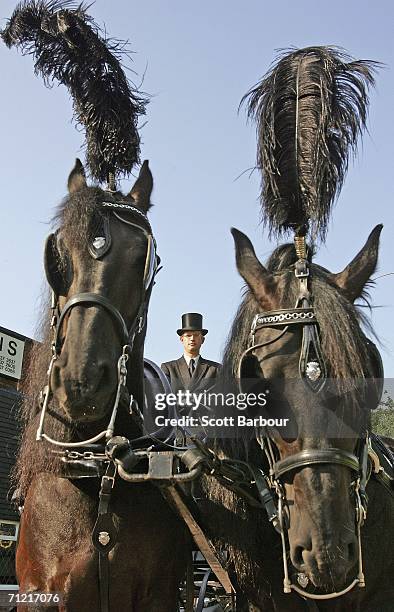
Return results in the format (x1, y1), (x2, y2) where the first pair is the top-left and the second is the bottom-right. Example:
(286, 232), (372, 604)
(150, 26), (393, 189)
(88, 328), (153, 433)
(14, 160), (190, 612)
(197, 232), (394, 612)
(202, 227), (394, 612)
(198, 47), (394, 612)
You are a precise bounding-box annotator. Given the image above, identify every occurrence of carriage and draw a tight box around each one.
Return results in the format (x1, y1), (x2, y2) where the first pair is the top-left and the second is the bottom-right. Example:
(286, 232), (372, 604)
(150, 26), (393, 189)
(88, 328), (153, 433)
(1, 2), (394, 611)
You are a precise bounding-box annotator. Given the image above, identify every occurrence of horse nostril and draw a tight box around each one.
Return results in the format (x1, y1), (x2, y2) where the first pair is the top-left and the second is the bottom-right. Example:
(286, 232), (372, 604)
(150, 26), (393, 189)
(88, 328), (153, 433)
(51, 359), (64, 391)
(50, 355), (117, 412)
(347, 538), (358, 566)
(292, 545), (305, 569)
(96, 360), (112, 388)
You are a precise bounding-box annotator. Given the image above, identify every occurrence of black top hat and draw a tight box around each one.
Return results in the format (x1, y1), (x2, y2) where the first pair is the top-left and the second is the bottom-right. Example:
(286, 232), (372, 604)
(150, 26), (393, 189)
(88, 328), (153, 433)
(177, 313), (208, 336)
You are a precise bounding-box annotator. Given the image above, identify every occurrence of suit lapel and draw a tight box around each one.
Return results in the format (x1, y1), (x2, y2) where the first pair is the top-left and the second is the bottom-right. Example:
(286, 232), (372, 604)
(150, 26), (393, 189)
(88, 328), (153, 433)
(177, 357), (190, 389)
(191, 357), (209, 389)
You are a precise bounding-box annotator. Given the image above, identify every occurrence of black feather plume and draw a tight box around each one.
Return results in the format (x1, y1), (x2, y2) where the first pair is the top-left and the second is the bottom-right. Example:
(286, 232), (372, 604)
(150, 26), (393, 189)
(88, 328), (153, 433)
(1, 0), (147, 184)
(242, 47), (379, 240)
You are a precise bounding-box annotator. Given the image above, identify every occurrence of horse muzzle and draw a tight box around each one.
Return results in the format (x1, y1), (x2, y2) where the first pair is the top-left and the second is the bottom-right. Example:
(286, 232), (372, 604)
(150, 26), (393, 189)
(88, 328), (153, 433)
(50, 357), (118, 422)
(291, 532), (358, 591)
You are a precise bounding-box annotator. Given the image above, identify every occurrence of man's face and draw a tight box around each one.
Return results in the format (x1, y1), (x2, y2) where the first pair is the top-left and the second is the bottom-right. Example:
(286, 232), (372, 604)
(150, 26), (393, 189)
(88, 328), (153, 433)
(180, 331), (204, 356)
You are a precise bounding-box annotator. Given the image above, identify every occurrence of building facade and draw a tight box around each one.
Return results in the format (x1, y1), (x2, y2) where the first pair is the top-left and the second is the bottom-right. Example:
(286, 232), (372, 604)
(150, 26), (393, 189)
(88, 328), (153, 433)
(0, 326), (34, 592)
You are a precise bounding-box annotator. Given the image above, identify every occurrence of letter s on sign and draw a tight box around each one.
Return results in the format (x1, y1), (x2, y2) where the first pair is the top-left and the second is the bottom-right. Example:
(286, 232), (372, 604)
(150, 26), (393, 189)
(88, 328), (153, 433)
(8, 341), (17, 356)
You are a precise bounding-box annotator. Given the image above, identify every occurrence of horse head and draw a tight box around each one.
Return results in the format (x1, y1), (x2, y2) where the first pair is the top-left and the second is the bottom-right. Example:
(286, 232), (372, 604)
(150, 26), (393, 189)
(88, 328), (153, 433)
(231, 225), (383, 592)
(44, 159), (157, 427)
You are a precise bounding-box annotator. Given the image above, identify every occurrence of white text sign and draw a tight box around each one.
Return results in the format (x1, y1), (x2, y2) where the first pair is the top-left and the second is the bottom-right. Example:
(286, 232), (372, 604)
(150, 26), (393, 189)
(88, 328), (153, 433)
(0, 331), (25, 380)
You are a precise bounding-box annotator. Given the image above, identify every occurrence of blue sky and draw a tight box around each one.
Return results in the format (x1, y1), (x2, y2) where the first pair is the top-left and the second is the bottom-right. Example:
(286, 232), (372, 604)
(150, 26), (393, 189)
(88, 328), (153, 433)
(1, 0), (393, 374)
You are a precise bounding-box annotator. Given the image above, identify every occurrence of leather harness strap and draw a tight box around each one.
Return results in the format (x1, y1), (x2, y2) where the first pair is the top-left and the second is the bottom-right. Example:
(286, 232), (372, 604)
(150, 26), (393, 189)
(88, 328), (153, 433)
(91, 463), (117, 612)
(55, 293), (130, 351)
(196, 569), (211, 612)
(161, 485), (236, 595)
(252, 308), (317, 327)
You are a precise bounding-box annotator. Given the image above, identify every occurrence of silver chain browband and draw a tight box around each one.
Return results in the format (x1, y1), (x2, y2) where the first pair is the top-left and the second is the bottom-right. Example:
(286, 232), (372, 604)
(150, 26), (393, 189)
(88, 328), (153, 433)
(102, 201), (152, 224)
(254, 308), (317, 327)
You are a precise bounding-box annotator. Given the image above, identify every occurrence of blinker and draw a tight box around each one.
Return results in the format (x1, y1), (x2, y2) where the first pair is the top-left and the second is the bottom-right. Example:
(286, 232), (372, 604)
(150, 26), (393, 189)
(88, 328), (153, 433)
(88, 214), (112, 259)
(85, 201), (159, 292)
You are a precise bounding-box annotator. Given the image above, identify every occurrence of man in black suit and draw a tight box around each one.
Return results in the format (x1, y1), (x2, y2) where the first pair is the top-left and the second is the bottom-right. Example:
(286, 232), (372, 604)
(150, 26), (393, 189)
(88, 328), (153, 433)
(161, 313), (220, 394)
(161, 315), (222, 550)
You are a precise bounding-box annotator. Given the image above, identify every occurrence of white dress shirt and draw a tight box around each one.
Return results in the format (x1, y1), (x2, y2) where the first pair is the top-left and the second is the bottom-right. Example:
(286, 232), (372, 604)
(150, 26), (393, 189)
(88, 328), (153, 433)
(183, 354), (200, 368)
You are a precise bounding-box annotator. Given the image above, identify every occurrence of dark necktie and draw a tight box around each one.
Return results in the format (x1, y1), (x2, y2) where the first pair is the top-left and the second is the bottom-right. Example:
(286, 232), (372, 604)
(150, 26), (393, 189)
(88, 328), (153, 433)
(189, 359), (195, 377)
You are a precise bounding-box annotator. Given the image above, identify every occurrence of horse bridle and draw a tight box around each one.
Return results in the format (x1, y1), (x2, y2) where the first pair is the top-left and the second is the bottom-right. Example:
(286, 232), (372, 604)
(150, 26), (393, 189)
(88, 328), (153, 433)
(36, 201), (159, 448)
(237, 239), (379, 600)
(238, 256), (327, 392)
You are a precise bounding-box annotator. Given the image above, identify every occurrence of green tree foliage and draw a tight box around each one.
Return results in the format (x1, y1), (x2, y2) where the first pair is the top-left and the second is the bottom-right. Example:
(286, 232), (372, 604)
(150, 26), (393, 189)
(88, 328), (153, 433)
(371, 391), (394, 437)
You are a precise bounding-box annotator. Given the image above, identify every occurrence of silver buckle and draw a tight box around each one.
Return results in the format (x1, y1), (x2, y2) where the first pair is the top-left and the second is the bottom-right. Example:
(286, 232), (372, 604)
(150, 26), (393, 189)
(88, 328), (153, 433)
(102, 474), (115, 489)
(295, 267), (309, 278)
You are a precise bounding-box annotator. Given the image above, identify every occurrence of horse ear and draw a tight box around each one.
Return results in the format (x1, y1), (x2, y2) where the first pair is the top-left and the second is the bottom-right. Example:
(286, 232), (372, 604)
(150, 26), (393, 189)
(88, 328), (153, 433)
(231, 228), (277, 310)
(68, 159), (87, 194)
(331, 225), (383, 302)
(44, 233), (63, 296)
(128, 160), (153, 212)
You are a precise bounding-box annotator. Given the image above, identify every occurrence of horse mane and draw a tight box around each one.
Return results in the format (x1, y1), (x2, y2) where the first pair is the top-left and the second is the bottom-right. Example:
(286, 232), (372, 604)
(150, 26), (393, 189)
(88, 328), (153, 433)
(13, 292), (62, 498)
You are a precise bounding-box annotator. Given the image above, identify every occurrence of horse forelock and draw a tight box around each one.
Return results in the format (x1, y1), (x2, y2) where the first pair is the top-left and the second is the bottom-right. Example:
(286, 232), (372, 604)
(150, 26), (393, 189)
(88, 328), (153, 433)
(52, 187), (106, 257)
(53, 186), (102, 246)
